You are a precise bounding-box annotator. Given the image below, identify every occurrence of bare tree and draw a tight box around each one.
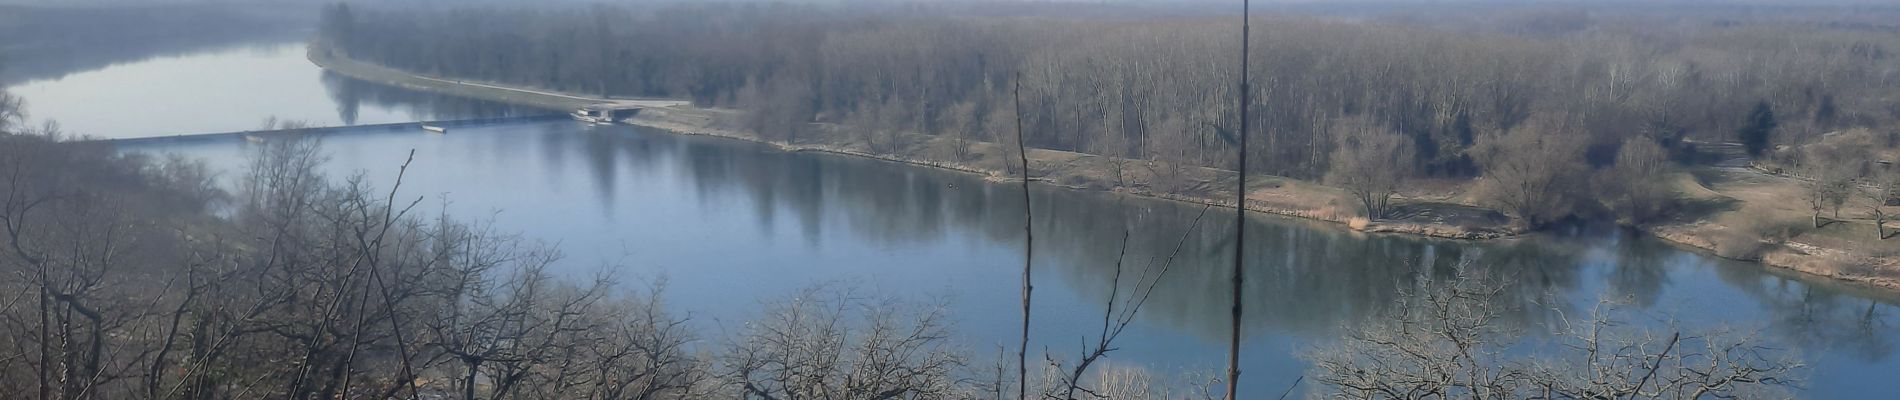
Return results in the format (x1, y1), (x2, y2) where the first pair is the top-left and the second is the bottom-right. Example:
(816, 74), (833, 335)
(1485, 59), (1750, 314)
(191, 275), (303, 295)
(1599, 137), (1676, 223)
(1475, 116), (1588, 229)
(1014, 76), (1036, 400)
(0, 89), (22, 134)
(1868, 169), (1896, 239)
(1324, 117), (1414, 221)
(721, 285), (967, 400)
(941, 100), (979, 163)
(1801, 144), (1858, 228)
(1308, 261), (1804, 399)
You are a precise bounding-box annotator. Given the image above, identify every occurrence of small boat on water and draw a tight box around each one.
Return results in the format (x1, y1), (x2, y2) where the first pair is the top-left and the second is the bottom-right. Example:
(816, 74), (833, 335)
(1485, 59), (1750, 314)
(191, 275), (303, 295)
(243, 134), (266, 143)
(422, 125), (447, 134)
(571, 109), (600, 123)
(573, 105), (627, 125)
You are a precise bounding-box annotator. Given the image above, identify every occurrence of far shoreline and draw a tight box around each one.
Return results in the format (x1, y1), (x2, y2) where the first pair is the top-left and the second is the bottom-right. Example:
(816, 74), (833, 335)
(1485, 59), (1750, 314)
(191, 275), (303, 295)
(305, 43), (1900, 293)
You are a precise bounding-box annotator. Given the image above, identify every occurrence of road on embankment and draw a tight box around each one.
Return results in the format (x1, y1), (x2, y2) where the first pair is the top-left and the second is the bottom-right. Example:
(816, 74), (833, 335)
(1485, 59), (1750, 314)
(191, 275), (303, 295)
(307, 45), (687, 111)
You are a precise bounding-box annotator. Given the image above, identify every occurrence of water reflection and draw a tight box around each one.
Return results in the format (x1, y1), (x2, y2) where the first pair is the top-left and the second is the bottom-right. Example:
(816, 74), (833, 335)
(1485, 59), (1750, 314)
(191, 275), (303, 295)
(6, 41), (536, 138)
(547, 123), (1900, 334)
(318, 71), (539, 124)
(547, 124), (1900, 397)
(0, 26), (303, 85)
(131, 121), (1900, 398)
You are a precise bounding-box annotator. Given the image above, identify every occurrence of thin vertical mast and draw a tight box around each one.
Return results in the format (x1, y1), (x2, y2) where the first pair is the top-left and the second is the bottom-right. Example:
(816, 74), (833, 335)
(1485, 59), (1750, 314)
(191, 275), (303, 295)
(1226, 0), (1250, 398)
(1014, 77), (1034, 400)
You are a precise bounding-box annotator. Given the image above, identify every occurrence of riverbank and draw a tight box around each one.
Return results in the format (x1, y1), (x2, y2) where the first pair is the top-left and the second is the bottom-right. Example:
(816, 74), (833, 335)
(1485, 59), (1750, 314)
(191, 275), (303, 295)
(308, 46), (687, 111)
(634, 106), (1521, 240)
(312, 46), (1514, 241)
(1648, 166), (1900, 291)
(308, 45), (1900, 291)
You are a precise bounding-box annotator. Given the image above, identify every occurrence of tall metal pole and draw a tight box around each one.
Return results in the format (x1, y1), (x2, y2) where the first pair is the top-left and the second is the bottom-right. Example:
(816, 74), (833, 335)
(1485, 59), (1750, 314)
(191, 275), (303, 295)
(1225, 0), (1250, 398)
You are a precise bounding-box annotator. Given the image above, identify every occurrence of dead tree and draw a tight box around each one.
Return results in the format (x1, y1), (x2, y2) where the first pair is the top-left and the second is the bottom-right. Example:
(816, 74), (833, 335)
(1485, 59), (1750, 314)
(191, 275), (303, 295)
(1015, 75), (1036, 400)
(1226, 1), (1251, 398)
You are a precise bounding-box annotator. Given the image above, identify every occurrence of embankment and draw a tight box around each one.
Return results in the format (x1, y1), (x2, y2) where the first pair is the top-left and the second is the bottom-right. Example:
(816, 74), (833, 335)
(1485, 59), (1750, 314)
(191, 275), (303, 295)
(309, 47), (1513, 241)
(1646, 169), (1900, 291)
(311, 45), (1900, 293)
(310, 46), (596, 110)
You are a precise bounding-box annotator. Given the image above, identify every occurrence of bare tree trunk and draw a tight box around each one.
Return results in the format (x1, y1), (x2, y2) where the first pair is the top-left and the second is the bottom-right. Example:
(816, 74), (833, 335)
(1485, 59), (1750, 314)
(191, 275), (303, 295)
(1014, 76), (1034, 400)
(37, 271), (49, 400)
(1876, 212), (1887, 239)
(464, 359), (481, 400)
(1226, 2), (1250, 399)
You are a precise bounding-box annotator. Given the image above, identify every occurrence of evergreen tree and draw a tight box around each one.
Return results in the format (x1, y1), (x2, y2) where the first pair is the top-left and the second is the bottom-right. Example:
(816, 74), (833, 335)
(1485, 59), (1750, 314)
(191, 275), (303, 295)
(1739, 101), (1777, 156)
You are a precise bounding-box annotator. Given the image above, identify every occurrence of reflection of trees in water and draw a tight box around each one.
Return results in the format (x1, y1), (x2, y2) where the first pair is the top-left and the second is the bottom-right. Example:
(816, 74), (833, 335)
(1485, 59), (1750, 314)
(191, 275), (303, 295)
(0, 6), (301, 85)
(549, 125), (1899, 359)
(1712, 263), (1899, 362)
(1604, 232), (1672, 307)
(319, 71), (537, 124)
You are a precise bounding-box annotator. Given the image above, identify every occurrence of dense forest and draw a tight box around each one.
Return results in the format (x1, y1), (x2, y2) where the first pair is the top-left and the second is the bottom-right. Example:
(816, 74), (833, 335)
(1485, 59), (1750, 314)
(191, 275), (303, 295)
(316, 1), (1900, 226)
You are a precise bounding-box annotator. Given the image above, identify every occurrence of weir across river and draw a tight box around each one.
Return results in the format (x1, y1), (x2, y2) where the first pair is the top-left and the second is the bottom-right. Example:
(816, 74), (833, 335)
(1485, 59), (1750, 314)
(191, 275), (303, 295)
(103, 114), (569, 147)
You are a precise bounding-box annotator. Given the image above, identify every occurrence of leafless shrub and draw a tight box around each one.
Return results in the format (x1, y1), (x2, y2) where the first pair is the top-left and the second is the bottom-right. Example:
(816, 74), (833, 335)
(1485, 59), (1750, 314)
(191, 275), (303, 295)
(0, 130), (722, 399)
(1530, 303), (1804, 399)
(1801, 143), (1860, 228)
(1473, 115), (1589, 228)
(1598, 137), (1676, 224)
(1307, 261), (1804, 399)
(1325, 116), (1415, 221)
(720, 285), (969, 400)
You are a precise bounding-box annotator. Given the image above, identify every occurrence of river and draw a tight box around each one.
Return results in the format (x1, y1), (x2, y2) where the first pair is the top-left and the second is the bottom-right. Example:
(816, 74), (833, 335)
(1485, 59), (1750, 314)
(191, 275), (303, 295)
(4, 41), (531, 138)
(15, 40), (1900, 398)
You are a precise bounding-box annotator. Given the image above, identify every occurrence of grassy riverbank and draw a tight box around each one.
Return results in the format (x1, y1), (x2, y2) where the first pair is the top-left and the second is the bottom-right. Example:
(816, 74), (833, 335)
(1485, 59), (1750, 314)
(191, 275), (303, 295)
(312, 45), (1900, 292)
(1650, 165), (1900, 290)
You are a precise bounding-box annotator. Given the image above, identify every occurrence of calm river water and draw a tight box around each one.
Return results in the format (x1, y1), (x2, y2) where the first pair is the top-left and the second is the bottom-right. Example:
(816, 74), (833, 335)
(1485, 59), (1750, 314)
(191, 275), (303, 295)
(17, 41), (1900, 398)
(5, 41), (530, 138)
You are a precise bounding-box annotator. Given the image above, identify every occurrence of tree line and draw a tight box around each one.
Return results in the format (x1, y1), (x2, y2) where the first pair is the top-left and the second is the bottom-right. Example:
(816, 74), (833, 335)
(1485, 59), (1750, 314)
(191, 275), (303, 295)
(316, 1), (1900, 226)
